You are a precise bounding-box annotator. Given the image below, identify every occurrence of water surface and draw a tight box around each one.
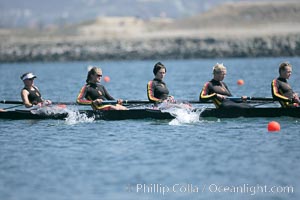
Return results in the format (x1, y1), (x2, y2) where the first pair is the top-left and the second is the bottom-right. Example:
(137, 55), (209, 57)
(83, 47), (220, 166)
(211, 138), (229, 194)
(0, 57), (299, 200)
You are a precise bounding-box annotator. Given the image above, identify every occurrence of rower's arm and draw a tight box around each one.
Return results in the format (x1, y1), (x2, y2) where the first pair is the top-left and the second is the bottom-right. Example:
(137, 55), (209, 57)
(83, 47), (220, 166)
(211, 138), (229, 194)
(76, 85), (92, 105)
(21, 89), (33, 108)
(199, 82), (216, 102)
(222, 82), (232, 96)
(147, 81), (161, 103)
(102, 86), (115, 100)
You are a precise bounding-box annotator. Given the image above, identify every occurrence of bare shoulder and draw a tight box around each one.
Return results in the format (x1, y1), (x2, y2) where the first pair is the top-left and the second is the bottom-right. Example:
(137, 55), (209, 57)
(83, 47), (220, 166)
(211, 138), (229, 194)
(21, 88), (29, 95)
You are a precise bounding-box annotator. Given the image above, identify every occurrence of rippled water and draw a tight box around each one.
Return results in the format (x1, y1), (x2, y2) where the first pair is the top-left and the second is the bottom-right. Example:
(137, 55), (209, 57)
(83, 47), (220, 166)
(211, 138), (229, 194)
(0, 57), (300, 200)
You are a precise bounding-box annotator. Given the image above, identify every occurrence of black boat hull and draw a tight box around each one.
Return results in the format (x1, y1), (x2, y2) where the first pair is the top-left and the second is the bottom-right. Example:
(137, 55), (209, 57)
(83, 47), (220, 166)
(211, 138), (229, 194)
(201, 107), (300, 118)
(0, 107), (299, 120)
(0, 109), (175, 120)
(86, 109), (174, 120)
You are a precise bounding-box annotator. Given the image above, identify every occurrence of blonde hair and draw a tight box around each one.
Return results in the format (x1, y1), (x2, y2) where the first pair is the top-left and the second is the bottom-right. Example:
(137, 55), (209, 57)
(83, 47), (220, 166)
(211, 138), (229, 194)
(213, 63), (226, 74)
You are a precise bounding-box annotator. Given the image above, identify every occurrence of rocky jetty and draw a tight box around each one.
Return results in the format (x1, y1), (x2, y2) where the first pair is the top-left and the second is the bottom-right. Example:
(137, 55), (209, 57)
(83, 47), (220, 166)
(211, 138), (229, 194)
(1, 34), (300, 63)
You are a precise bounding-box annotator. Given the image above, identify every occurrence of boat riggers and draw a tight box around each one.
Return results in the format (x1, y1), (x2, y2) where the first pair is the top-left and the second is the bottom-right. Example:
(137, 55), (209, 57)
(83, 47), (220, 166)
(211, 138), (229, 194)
(0, 100), (77, 105)
(220, 99), (252, 108)
(1, 97), (275, 106)
(105, 100), (152, 105)
(103, 98), (275, 105)
(227, 97), (274, 102)
(1, 104), (24, 111)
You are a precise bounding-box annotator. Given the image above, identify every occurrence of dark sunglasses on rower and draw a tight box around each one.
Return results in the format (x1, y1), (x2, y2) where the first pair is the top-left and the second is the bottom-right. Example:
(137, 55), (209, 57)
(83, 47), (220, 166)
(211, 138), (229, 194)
(96, 74), (102, 77)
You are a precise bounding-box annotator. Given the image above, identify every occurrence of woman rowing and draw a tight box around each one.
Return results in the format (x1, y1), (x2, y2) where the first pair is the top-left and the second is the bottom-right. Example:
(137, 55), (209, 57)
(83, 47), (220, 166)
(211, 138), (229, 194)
(77, 66), (127, 110)
(271, 62), (299, 107)
(147, 62), (175, 104)
(199, 63), (251, 108)
(20, 72), (51, 108)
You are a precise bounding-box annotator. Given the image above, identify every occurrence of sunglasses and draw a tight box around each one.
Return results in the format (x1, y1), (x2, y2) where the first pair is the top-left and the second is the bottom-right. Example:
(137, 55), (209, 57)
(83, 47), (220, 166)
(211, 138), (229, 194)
(96, 74), (102, 77)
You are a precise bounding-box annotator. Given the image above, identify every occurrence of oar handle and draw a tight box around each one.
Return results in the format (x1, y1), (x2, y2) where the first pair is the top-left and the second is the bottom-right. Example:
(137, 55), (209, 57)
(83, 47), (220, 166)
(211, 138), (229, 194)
(0, 100), (153, 105)
(0, 100), (78, 105)
(1, 97), (275, 106)
(0, 100), (24, 104)
(228, 97), (274, 101)
(2, 104), (24, 110)
(194, 97), (275, 104)
(101, 100), (152, 105)
(122, 100), (152, 104)
(248, 97), (274, 101)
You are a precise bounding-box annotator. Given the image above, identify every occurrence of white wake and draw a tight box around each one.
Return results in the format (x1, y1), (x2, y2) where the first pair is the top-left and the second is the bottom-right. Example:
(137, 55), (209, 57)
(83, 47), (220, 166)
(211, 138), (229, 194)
(31, 105), (94, 125)
(159, 103), (205, 125)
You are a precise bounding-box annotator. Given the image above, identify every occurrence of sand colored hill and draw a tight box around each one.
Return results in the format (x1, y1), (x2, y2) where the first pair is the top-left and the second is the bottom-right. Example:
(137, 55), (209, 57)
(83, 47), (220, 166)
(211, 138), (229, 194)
(161, 1), (300, 38)
(74, 1), (300, 39)
(172, 1), (300, 28)
(1, 1), (300, 41)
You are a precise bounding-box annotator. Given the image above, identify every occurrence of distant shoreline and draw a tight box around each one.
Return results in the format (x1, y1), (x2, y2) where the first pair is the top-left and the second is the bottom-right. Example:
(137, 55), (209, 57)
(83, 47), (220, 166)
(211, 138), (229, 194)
(1, 34), (300, 63)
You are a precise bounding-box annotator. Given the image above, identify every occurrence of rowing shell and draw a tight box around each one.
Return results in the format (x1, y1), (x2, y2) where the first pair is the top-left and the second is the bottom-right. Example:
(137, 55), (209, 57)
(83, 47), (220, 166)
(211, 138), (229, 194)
(0, 109), (174, 120)
(0, 107), (300, 120)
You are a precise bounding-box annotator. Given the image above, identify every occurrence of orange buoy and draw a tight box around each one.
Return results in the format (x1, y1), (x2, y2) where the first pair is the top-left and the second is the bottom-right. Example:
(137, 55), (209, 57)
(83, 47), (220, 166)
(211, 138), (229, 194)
(104, 76), (110, 82)
(237, 79), (244, 86)
(267, 121), (281, 132)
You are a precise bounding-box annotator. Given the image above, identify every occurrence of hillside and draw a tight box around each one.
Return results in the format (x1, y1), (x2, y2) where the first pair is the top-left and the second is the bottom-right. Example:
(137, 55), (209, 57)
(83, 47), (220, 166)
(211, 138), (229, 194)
(172, 1), (300, 29)
(1, 1), (300, 62)
(2, 1), (300, 40)
(74, 1), (300, 39)
(0, 0), (265, 28)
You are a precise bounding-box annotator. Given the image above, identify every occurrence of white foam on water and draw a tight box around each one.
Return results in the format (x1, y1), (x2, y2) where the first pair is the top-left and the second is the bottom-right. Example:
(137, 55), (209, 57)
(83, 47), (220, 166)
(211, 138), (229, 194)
(64, 110), (94, 125)
(30, 105), (67, 115)
(159, 103), (206, 126)
(31, 105), (95, 125)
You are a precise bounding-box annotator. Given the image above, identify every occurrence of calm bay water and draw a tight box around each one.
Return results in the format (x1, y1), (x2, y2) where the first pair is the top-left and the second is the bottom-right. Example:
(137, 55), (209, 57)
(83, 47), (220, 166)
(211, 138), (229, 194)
(0, 57), (299, 200)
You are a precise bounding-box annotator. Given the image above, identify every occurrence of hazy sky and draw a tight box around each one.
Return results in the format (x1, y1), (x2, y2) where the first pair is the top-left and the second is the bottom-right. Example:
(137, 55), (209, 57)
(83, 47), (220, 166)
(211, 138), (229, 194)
(0, 0), (279, 27)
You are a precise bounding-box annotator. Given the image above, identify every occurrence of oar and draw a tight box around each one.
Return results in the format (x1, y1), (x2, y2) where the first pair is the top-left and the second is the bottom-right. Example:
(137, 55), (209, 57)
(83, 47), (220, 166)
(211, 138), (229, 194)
(227, 97), (274, 103)
(0, 100), (24, 111)
(0, 100), (24, 104)
(0, 100), (152, 106)
(229, 97), (274, 101)
(1, 97), (276, 106)
(188, 97), (275, 104)
(108, 100), (152, 105)
(1, 104), (24, 111)
(124, 97), (276, 104)
(0, 100), (78, 105)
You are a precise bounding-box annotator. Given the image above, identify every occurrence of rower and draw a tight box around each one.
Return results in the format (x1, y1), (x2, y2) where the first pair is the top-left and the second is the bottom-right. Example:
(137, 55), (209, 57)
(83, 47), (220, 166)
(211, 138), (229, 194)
(76, 66), (127, 110)
(271, 62), (299, 107)
(20, 72), (51, 108)
(147, 62), (175, 103)
(199, 63), (252, 109)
